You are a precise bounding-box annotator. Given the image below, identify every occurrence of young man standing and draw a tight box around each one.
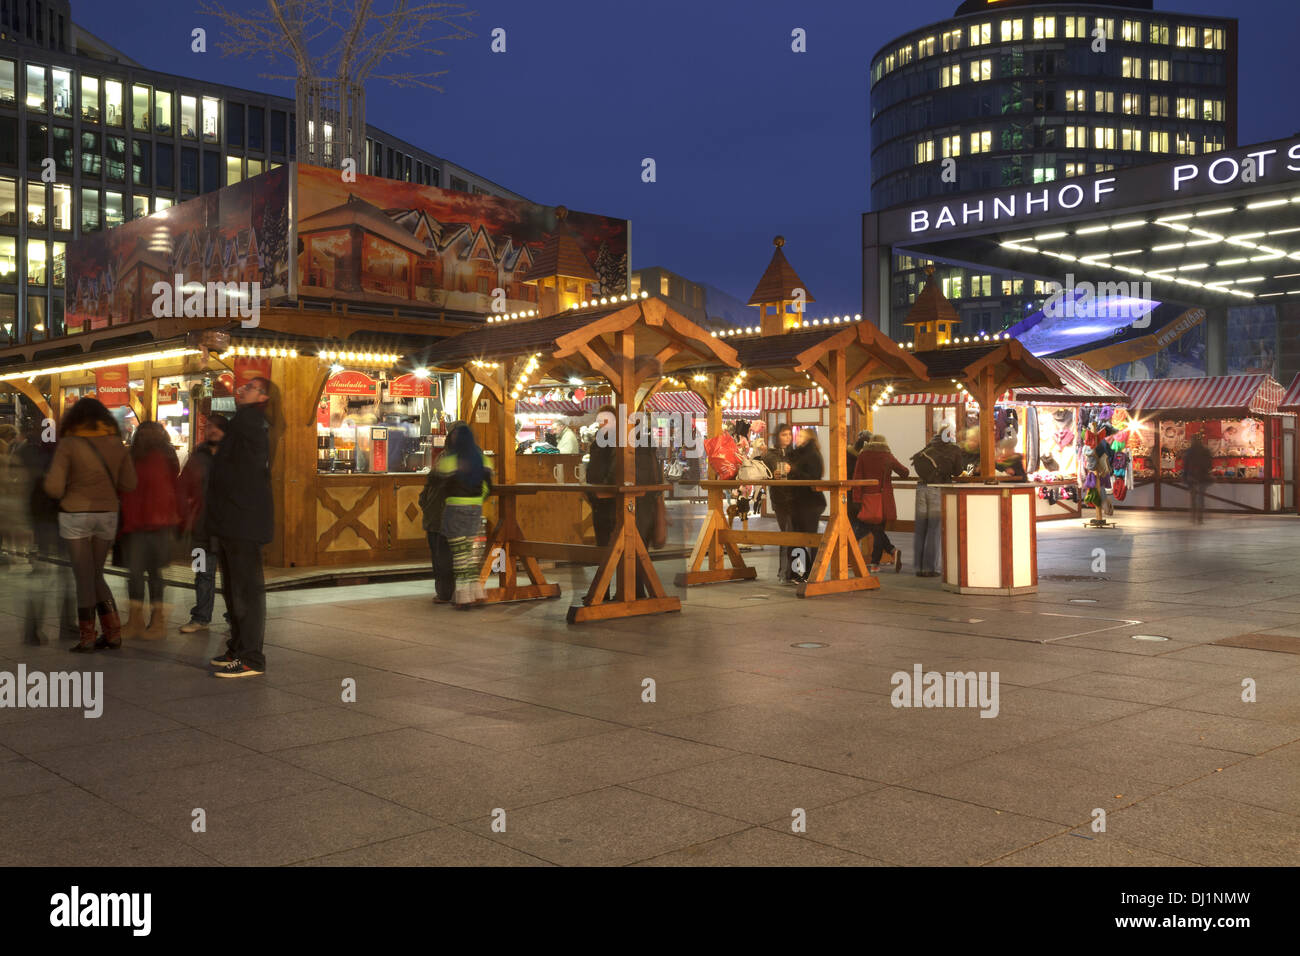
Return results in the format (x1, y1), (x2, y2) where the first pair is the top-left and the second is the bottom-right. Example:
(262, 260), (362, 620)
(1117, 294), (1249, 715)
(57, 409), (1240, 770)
(178, 413), (228, 633)
(207, 377), (272, 678)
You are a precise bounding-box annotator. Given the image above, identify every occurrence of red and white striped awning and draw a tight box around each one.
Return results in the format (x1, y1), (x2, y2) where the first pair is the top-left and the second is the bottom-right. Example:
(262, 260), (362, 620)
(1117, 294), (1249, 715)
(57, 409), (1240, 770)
(647, 391), (708, 416)
(724, 386), (827, 412)
(1016, 359), (1130, 404)
(515, 399), (586, 416)
(1117, 374), (1286, 416)
(1281, 374), (1300, 412)
(581, 393), (614, 412)
(882, 392), (965, 406)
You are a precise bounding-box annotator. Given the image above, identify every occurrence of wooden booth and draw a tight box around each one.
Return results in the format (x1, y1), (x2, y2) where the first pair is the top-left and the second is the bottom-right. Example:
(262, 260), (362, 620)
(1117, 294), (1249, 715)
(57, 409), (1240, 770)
(422, 291), (741, 624)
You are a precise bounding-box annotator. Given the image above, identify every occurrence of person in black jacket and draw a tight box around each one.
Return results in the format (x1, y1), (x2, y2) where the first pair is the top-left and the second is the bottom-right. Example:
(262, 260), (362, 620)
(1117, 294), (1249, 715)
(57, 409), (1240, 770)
(761, 423), (796, 583)
(786, 428), (825, 584)
(207, 377), (272, 677)
(419, 420), (466, 604)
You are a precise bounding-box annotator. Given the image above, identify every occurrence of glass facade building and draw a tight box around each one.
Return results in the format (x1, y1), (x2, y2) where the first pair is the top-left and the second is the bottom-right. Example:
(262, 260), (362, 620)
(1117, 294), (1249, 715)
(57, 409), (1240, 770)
(0, 0), (524, 347)
(869, 0), (1237, 335)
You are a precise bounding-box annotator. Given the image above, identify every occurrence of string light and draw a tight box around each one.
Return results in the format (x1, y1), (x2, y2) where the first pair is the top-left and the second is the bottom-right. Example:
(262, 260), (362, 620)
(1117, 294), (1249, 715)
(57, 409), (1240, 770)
(509, 352), (543, 401)
(486, 310), (539, 324)
(0, 347), (202, 382)
(317, 350), (400, 365)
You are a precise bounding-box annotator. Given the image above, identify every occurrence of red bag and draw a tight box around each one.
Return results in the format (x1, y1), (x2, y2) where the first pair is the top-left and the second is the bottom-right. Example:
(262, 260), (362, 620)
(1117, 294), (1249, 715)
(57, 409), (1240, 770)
(857, 491), (884, 524)
(1111, 476), (1127, 502)
(704, 432), (741, 479)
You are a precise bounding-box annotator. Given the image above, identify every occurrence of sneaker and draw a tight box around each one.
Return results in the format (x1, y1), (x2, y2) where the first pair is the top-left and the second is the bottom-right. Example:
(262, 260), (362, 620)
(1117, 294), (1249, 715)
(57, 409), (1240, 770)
(179, 619), (209, 634)
(209, 650), (238, 667)
(214, 659), (264, 678)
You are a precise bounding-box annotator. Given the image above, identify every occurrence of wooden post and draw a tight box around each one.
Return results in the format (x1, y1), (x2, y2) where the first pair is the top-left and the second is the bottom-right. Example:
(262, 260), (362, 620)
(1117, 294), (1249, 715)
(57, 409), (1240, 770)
(977, 370), (997, 478)
(276, 354), (322, 568)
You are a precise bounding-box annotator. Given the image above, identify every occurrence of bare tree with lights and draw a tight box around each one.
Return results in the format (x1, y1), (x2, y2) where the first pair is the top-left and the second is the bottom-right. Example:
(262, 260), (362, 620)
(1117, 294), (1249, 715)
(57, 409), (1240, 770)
(198, 0), (476, 172)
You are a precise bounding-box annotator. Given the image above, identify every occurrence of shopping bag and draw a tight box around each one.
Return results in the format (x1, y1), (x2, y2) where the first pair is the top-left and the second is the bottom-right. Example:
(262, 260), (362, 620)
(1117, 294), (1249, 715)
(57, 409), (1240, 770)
(704, 433), (741, 479)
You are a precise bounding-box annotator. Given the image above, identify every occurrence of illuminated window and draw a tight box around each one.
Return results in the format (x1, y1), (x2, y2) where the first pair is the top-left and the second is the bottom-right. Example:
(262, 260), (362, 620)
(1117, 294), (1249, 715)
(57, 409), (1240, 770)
(202, 97), (219, 143)
(1203, 135), (1224, 153)
(52, 242), (65, 287)
(1121, 94), (1143, 115)
(51, 68), (71, 118)
(1094, 127), (1116, 150)
(1064, 89), (1086, 111)
(1176, 133), (1196, 155)
(1094, 18), (1114, 40)
(941, 64), (961, 87)
(154, 90), (172, 135)
(180, 95), (197, 139)
(131, 84), (149, 132)
(1121, 57), (1142, 79)
(883, 53), (895, 73)
(1063, 16), (1086, 39)
(970, 59), (991, 82)
(1121, 20), (1142, 42)
(1064, 126), (1088, 149)
(942, 276), (963, 299)
(918, 36), (935, 57)
(1149, 94), (1169, 117)
(1033, 16), (1055, 40)
(941, 134), (961, 158)
(1001, 279), (1024, 295)
(1203, 27), (1224, 49)
(51, 184), (71, 230)
(27, 239), (47, 285)
(1149, 22), (1170, 44)
(27, 65), (47, 110)
(1032, 166), (1056, 183)
(915, 140), (934, 163)
(1121, 128), (1142, 151)
(154, 197), (173, 212)
(969, 23), (991, 46)
(1176, 97), (1196, 119)
(80, 75), (99, 123)
(1000, 19), (1023, 43)
(1202, 99), (1224, 122)
(971, 275), (992, 297)
(1093, 163), (1115, 173)
(1176, 25), (1196, 47)
(104, 79), (123, 127)
(0, 61), (13, 104)
(1063, 163), (1087, 177)
(898, 44), (913, 65)
(1149, 131), (1170, 153)
(969, 130), (991, 154)
(1149, 59), (1170, 82)
(1094, 91), (1114, 113)
(226, 155), (243, 185)
(942, 29), (962, 52)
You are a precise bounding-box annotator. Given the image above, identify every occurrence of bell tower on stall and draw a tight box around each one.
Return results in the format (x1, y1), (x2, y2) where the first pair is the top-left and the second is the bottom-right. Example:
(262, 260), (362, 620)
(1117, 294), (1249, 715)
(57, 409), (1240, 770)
(902, 265), (961, 350)
(748, 236), (815, 336)
(521, 206), (601, 316)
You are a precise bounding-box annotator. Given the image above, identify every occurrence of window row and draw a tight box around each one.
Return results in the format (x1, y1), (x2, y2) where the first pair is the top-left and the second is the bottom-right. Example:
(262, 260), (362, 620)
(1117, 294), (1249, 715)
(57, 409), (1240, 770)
(907, 127), (1225, 164)
(0, 236), (67, 286)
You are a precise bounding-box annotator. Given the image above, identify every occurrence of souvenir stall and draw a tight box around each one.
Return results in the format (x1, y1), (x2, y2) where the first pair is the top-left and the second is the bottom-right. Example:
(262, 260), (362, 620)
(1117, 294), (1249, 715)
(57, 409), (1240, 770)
(1116, 374), (1294, 514)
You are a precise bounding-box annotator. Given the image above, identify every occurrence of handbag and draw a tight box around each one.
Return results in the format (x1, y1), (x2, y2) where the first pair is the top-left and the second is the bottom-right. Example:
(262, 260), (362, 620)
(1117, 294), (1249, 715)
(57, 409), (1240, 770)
(857, 491), (884, 524)
(664, 459), (685, 481)
(737, 457), (771, 482)
(650, 494), (667, 549)
(78, 437), (127, 567)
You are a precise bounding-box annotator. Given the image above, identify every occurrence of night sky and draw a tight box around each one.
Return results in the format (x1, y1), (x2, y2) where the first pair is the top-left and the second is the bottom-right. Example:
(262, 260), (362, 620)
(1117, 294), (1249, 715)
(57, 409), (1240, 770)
(73, 0), (1300, 317)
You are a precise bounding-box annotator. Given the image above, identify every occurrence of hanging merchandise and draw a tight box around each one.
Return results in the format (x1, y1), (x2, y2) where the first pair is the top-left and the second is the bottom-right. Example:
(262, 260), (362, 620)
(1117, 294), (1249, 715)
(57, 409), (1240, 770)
(1112, 476), (1128, 501)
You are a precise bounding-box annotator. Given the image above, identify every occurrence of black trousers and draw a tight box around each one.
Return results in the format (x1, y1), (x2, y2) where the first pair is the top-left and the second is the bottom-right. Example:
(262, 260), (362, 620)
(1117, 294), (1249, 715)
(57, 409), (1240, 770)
(218, 537), (266, 670)
(859, 522), (894, 564)
(590, 498), (655, 599)
(427, 531), (454, 601)
(791, 503), (822, 582)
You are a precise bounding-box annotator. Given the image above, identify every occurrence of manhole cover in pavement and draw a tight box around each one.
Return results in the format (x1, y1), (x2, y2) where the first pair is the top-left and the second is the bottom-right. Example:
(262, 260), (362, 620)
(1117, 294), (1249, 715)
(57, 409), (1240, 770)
(933, 616), (985, 624)
(1131, 634), (1170, 642)
(791, 642), (828, 649)
(1069, 598), (1099, 604)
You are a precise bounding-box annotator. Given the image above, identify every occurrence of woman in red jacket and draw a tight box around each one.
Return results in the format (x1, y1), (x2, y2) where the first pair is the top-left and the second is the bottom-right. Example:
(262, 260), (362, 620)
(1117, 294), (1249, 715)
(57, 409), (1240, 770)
(851, 434), (909, 573)
(120, 422), (181, 639)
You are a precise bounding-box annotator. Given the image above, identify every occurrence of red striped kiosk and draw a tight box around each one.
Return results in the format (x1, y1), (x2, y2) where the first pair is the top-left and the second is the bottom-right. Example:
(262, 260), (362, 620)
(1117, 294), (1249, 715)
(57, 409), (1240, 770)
(1115, 374), (1295, 514)
(1283, 374), (1300, 514)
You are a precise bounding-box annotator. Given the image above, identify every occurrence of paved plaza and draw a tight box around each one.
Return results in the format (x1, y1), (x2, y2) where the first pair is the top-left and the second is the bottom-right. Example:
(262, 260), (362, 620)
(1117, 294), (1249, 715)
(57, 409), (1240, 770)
(1, 510), (1298, 867)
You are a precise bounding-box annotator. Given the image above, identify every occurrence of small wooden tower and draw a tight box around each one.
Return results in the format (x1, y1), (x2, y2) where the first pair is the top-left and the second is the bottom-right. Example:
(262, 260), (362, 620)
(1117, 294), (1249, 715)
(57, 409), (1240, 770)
(903, 265), (961, 349)
(748, 236), (814, 336)
(521, 206), (601, 316)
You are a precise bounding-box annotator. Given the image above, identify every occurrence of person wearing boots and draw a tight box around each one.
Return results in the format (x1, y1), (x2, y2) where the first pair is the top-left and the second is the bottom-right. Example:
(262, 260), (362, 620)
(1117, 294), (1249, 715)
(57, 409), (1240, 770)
(177, 413), (229, 632)
(851, 433), (909, 573)
(120, 422), (182, 639)
(207, 376), (274, 677)
(761, 423), (797, 583)
(43, 398), (137, 652)
(786, 427), (826, 584)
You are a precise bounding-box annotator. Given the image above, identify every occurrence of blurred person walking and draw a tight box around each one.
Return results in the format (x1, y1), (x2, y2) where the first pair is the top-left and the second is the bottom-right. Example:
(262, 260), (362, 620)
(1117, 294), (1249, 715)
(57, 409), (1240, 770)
(910, 431), (963, 577)
(419, 420), (466, 605)
(208, 377), (273, 677)
(1184, 435), (1213, 524)
(14, 416), (77, 644)
(119, 422), (182, 640)
(852, 434), (909, 573)
(761, 422), (797, 583)
(435, 423), (493, 608)
(177, 413), (229, 632)
(43, 398), (137, 652)
(786, 427), (825, 584)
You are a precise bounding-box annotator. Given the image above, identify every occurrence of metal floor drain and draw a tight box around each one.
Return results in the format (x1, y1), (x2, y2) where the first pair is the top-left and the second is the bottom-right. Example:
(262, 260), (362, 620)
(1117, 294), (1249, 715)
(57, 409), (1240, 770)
(1069, 598), (1099, 604)
(791, 642), (828, 649)
(1131, 634), (1170, 642)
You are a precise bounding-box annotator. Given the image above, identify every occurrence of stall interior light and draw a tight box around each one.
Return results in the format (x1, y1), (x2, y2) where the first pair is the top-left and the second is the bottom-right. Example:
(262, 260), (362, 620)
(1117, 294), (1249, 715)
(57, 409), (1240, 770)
(318, 350), (401, 365)
(470, 359), (501, 370)
(0, 348), (202, 383)
(224, 345), (298, 359)
(413, 368), (431, 379)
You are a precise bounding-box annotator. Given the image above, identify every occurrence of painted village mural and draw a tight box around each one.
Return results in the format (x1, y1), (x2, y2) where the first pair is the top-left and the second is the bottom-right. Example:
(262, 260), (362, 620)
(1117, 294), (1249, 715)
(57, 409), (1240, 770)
(66, 166), (291, 331)
(294, 165), (629, 313)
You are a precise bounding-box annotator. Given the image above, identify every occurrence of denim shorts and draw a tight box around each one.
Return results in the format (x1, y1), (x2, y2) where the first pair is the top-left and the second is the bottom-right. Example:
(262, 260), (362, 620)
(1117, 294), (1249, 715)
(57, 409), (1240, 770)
(58, 511), (119, 541)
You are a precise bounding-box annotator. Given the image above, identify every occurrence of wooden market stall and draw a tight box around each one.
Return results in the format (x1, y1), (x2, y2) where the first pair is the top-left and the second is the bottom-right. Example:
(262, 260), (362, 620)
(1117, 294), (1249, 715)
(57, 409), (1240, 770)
(421, 291), (741, 623)
(1282, 373), (1300, 514)
(1116, 374), (1295, 514)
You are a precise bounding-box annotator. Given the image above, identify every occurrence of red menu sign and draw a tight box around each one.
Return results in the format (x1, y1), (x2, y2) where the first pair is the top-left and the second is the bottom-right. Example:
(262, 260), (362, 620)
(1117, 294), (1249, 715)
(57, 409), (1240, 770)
(388, 373), (437, 399)
(325, 370), (378, 397)
(233, 356), (272, 389)
(95, 365), (130, 408)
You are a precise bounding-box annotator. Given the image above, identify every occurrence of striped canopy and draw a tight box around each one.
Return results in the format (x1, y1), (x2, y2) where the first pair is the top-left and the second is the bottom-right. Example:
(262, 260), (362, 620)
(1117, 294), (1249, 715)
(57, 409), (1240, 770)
(1281, 374), (1300, 412)
(1117, 374), (1286, 416)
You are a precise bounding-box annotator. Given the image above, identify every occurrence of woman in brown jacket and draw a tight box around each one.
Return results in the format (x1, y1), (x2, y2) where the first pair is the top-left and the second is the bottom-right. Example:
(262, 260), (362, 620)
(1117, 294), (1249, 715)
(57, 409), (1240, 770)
(44, 398), (138, 652)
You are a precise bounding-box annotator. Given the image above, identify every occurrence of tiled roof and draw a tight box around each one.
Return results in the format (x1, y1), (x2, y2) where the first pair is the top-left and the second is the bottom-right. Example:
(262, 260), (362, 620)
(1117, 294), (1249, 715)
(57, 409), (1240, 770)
(902, 271), (960, 327)
(747, 240), (814, 305)
(520, 229), (599, 282)
(424, 309), (605, 366)
(1117, 374), (1286, 416)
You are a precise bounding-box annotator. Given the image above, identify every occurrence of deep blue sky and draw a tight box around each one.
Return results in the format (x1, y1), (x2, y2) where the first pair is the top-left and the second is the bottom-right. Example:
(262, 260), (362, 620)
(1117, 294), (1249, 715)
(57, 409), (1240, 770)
(74, 0), (1300, 315)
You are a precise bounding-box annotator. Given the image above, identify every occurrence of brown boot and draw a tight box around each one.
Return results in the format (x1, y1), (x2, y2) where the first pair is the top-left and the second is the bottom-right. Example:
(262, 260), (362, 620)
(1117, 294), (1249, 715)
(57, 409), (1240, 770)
(143, 602), (167, 640)
(69, 610), (98, 653)
(95, 599), (123, 649)
(123, 599), (146, 640)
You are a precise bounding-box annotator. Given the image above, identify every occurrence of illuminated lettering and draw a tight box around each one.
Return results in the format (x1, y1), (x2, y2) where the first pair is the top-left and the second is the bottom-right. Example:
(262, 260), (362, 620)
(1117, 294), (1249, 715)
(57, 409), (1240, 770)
(961, 200), (985, 224)
(1172, 163), (1198, 190)
(993, 195), (1016, 219)
(1025, 189), (1049, 214)
(1058, 184), (1084, 209)
(911, 210), (930, 232)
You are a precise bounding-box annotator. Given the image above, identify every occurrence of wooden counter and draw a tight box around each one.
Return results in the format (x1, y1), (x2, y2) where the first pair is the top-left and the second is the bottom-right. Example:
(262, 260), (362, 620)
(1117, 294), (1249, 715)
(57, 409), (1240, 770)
(513, 453), (594, 545)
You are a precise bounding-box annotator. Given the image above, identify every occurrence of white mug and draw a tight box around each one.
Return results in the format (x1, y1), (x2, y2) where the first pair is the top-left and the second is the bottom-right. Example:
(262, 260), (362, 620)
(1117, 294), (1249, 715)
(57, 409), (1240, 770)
(553, 463), (566, 484)
(574, 462), (587, 483)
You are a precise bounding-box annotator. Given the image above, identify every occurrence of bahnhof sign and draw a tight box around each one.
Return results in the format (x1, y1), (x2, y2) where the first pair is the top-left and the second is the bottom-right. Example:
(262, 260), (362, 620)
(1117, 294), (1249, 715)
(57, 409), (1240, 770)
(864, 136), (1300, 378)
